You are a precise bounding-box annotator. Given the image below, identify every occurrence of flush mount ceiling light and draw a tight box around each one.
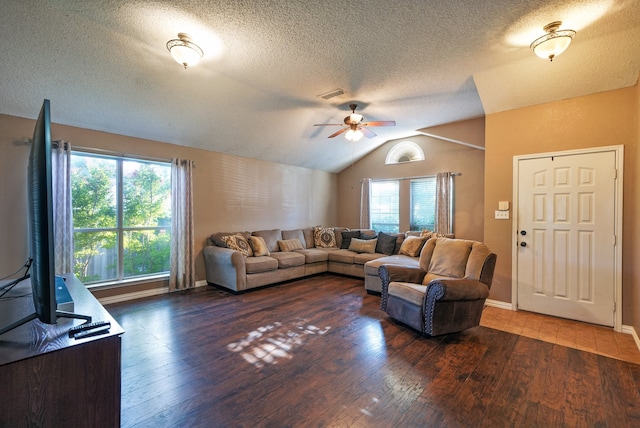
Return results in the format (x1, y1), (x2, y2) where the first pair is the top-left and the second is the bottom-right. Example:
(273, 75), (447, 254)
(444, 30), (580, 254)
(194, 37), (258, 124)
(166, 33), (204, 69)
(530, 21), (576, 62)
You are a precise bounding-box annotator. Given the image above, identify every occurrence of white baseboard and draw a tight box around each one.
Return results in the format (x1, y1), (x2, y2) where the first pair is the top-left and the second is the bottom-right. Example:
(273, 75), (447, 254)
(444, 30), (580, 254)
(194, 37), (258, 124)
(484, 299), (514, 311)
(97, 287), (169, 305)
(621, 325), (640, 352)
(97, 280), (210, 305)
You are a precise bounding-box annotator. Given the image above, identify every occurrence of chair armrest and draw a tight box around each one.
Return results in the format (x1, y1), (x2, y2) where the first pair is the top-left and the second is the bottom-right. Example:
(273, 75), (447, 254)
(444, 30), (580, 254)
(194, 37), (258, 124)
(203, 245), (247, 291)
(427, 278), (489, 302)
(378, 265), (426, 310)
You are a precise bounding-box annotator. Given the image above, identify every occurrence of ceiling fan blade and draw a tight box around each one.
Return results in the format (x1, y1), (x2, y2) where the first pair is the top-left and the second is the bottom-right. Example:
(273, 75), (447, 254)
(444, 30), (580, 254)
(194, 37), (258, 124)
(328, 128), (348, 138)
(361, 120), (396, 127)
(361, 127), (377, 138)
(314, 123), (343, 126)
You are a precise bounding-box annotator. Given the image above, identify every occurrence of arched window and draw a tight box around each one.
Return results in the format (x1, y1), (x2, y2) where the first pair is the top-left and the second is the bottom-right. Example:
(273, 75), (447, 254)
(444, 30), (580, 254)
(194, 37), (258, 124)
(385, 141), (425, 165)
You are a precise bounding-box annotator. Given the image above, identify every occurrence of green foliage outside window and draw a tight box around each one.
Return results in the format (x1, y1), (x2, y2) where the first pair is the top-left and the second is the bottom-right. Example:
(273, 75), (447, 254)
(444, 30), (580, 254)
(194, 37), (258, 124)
(71, 154), (171, 284)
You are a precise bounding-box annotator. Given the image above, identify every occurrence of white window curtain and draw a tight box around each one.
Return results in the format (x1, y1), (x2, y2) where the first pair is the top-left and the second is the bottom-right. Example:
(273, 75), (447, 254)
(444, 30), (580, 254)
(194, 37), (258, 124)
(435, 172), (453, 235)
(360, 178), (371, 229)
(170, 159), (195, 291)
(51, 141), (74, 274)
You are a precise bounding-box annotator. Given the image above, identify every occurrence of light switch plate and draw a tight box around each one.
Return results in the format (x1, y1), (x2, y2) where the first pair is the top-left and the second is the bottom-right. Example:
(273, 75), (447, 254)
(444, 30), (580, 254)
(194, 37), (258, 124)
(498, 201), (510, 211)
(495, 210), (510, 220)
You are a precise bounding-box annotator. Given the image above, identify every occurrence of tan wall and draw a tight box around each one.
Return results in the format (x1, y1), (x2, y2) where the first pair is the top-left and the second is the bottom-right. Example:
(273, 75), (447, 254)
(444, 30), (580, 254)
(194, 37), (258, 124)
(634, 80), (640, 334)
(337, 130), (485, 242)
(0, 114), (337, 298)
(485, 85), (638, 326)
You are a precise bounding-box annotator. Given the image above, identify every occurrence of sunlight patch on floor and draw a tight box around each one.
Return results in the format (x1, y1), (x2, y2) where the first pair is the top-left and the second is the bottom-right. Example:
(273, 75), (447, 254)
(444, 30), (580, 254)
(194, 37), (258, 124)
(227, 318), (331, 368)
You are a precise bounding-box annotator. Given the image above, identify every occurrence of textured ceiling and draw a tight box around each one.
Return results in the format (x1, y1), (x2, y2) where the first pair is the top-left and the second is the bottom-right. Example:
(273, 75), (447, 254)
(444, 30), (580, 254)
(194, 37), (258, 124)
(2, 0), (639, 172)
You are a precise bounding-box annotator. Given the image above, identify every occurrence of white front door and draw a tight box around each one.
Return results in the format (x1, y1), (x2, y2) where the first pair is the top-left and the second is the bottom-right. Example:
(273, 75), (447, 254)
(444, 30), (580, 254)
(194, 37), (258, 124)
(516, 151), (617, 326)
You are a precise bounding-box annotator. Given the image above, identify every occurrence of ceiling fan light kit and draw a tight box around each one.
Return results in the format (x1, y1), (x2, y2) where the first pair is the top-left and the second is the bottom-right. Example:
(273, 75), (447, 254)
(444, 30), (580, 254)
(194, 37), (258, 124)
(314, 103), (396, 141)
(345, 129), (364, 142)
(167, 33), (204, 69)
(530, 21), (576, 62)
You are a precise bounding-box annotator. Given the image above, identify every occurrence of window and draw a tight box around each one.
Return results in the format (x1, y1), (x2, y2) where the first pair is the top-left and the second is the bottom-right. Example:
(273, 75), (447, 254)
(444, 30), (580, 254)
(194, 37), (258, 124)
(369, 176), (445, 233)
(71, 152), (171, 285)
(410, 177), (436, 231)
(370, 180), (399, 233)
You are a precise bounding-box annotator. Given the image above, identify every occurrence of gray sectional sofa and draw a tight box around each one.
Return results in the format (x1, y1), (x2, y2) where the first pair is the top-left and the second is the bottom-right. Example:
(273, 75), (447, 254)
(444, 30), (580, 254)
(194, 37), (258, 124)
(204, 226), (432, 293)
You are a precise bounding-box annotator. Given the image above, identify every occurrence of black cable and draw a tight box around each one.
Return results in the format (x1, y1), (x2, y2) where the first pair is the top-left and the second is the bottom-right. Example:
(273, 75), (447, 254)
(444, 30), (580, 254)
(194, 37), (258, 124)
(0, 258), (31, 282)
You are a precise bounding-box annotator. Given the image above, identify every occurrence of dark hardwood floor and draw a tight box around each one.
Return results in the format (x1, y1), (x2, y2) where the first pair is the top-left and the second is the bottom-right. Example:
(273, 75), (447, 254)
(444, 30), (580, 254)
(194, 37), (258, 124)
(106, 274), (640, 427)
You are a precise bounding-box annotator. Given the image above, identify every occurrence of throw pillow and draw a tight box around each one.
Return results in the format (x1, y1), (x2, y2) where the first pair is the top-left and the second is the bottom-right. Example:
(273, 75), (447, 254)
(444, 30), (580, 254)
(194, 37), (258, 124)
(248, 236), (270, 256)
(282, 229), (307, 248)
(421, 229), (435, 239)
(348, 237), (378, 254)
(359, 229), (378, 240)
(375, 232), (397, 255)
(398, 235), (428, 257)
(278, 239), (305, 252)
(340, 230), (361, 249)
(222, 233), (253, 257)
(428, 238), (474, 279)
(314, 226), (337, 248)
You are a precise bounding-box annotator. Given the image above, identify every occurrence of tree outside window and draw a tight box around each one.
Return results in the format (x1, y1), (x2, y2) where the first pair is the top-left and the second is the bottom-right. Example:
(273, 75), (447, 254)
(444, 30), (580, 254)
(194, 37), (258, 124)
(71, 153), (171, 284)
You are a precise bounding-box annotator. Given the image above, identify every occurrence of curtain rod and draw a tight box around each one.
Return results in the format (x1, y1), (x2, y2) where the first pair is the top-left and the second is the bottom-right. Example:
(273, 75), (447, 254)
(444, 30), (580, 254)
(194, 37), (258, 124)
(365, 172), (462, 182)
(71, 145), (175, 164)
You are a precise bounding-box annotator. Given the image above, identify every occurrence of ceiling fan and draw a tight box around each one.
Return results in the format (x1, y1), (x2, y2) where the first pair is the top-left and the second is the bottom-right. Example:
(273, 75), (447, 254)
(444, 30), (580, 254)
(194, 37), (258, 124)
(314, 104), (396, 141)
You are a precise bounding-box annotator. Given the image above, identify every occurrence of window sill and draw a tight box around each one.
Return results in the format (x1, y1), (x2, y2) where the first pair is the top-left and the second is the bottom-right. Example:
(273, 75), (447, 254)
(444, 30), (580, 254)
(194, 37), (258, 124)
(85, 274), (169, 292)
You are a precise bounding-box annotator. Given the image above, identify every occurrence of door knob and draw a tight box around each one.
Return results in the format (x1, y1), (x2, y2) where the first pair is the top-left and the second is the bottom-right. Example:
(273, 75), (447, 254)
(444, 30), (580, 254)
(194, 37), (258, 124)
(520, 242), (527, 247)
(520, 230), (527, 236)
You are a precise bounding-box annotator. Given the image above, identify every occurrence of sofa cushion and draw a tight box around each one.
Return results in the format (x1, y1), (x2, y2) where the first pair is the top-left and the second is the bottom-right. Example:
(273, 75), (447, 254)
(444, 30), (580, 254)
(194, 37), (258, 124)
(375, 232), (397, 255)
(245, 256), (279, 274)
(269, 251), (306, 268)
(392, 234), (406, 255)
(333, 227), (349, 248)
(328, 249), (356, 264)
(314, 226), (337, 248)
(398, 235), (428, 257)
(221, 234), (253, 257)
(388, 282), (427, 306)
(340, 230), (361, 249)
(464, 242), (492, 280)
(353, 252), (385, 265)
(248, 236), (270, 256)
(252, 229), (283, 253)
(349, 237), (378, 254)
(363, 254), (420, 276)
(282, 229), (306, 248)
(302, 228), (316, 249)
(278, 238), (304, 252)
(294, 248), (329, 263)
(427, 238), (474, 279)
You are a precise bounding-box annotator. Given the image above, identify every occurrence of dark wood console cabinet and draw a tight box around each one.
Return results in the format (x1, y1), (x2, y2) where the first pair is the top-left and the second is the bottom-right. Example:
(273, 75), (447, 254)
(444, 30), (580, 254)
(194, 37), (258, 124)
(0, 274), (124, 427)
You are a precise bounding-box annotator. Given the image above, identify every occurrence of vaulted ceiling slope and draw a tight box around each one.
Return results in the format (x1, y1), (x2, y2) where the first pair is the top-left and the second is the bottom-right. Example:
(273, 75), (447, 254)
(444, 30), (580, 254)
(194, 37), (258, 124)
(2, 1), (639, 173)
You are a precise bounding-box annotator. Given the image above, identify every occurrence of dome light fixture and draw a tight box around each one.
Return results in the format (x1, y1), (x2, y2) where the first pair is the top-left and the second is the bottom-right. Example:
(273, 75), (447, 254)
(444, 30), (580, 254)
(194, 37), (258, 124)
(530, 21), (576, 62)
(166, 33), (204, 69)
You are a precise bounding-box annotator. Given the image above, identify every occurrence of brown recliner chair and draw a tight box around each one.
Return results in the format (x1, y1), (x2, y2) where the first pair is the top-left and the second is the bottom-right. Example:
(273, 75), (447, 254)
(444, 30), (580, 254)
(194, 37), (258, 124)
(378, 237), (496, 336)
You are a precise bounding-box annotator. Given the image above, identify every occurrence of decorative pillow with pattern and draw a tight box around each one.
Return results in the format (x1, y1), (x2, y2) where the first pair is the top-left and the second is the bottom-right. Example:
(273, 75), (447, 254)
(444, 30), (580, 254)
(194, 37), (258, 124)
(222, 233), (253, 257)
(313, 226), (337, 248)
(248, 236), (270, 257)
(278, 239), (305, 252)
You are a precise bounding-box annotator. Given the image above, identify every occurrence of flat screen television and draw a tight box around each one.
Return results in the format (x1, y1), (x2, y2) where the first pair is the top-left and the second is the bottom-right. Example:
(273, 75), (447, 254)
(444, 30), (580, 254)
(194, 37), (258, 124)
(0, 99), (90, 335)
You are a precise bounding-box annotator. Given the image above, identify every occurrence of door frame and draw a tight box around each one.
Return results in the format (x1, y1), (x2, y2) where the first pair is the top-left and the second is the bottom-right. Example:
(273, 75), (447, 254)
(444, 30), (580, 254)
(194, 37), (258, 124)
(511, 145), (624, 331)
